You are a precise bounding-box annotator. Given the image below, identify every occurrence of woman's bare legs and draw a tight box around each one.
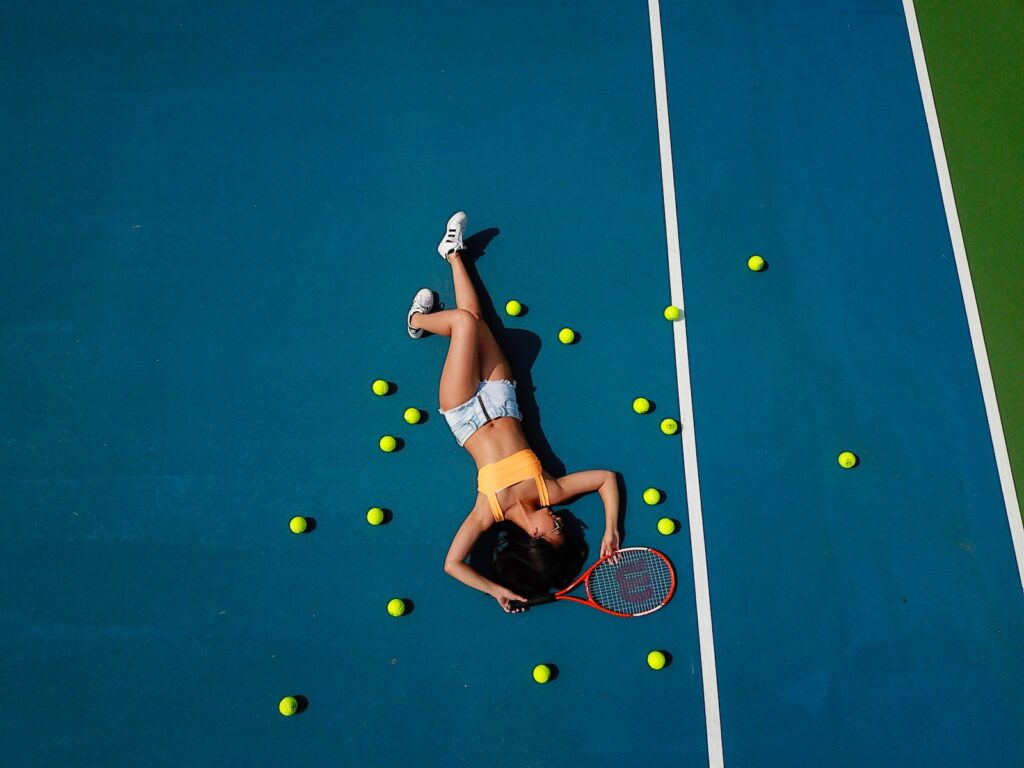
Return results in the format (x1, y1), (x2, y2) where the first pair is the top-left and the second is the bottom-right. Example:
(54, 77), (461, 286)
(410, 308), (480, 410)
(444, 252), (513, 382)
(409, 252), (513, 410)
(446, 251), (481, 318)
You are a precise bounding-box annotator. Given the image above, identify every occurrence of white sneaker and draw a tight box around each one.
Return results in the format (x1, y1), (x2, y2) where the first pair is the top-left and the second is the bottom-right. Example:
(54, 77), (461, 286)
(437, 211), (468, 259)
(407, 288), (437, 339)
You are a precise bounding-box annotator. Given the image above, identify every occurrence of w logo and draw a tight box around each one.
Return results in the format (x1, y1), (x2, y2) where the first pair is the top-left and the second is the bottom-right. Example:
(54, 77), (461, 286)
(615, 559), (654, 603)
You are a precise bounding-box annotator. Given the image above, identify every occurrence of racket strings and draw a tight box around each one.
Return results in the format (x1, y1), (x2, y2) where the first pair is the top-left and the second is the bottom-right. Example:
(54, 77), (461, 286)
(586, 549), (674, 616)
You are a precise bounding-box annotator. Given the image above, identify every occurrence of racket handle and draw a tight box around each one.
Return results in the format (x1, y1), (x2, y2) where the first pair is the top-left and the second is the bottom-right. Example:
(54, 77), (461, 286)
(509, 593), (557, 610)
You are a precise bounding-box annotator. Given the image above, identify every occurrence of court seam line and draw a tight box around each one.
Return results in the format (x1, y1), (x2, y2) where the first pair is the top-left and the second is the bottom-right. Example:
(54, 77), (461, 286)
(647, 3), (726, 767)
(903, 0), (1024, 590)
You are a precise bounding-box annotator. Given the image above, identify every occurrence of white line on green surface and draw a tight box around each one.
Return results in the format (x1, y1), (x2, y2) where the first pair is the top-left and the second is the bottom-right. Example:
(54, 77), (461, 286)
(903, 0), (1024, 590)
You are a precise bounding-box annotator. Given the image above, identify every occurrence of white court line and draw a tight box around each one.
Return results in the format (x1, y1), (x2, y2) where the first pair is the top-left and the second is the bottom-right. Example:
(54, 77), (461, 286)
(647, 2), (725, 766)
(903, 0), (1024, 591)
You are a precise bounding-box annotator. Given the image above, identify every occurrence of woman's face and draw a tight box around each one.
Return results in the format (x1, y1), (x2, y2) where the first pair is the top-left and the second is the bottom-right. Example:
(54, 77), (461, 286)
(525, 507), (565, 547)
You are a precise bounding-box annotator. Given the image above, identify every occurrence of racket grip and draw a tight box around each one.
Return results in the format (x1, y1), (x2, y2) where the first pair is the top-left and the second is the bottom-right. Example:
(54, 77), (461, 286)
(509, 593), (557, 610)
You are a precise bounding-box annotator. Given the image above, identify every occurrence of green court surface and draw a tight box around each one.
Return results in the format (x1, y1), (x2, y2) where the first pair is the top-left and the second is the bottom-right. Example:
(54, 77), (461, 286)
(916, 0), (1024, 517)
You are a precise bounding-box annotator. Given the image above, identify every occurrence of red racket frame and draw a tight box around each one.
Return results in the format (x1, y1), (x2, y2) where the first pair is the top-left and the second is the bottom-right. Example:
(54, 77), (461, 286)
(512, 546), (677, 617)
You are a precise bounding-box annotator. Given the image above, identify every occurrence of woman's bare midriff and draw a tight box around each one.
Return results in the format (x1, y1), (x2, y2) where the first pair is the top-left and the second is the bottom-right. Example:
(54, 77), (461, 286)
(463, 416), (548, 513)
(463, 416), (530, 466)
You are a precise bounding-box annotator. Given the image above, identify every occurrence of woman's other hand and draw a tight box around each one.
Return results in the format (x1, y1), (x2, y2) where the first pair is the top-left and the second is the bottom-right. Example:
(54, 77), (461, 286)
(492, 587), (528, 614)
(600, 529), (621, 559)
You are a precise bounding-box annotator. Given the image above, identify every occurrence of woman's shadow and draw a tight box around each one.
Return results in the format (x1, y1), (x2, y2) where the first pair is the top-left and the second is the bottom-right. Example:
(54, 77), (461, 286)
(460, 227), (566, 479)
(460, 226), (630, 574)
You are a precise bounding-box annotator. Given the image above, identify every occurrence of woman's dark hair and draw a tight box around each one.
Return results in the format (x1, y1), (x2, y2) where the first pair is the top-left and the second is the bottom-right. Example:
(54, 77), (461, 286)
(491, 521), (588, 597)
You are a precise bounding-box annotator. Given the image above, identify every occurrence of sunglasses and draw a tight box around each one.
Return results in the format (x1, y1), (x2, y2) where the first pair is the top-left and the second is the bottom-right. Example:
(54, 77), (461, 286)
(534, 508), (564, 538)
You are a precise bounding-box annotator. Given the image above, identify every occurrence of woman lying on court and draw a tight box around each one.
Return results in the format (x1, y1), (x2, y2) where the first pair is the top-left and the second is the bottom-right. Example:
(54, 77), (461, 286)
(407, 212), (622, 614)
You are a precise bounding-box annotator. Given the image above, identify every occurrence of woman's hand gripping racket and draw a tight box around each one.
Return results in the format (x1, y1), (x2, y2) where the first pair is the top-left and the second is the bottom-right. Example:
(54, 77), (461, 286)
(508, 547), (676, 617)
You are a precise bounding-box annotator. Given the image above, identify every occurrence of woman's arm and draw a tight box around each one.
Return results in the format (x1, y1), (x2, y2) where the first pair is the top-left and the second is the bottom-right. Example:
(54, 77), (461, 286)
(444, 503), (527, 612)
(547, 469), (621, 557)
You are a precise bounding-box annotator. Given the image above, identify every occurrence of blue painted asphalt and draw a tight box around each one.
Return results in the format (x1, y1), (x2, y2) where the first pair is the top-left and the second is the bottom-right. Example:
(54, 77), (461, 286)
(1, 2), (1021, 766)
(1, 2), (702, 766)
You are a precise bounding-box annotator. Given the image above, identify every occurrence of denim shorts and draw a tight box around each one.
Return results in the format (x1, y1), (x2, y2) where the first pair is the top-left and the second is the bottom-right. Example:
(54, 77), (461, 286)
(439, 379), (522, 447)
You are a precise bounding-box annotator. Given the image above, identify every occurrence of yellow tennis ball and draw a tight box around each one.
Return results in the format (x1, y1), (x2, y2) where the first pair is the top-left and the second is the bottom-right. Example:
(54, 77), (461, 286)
(657, 517), (676, 535)
(663, 305), (681, 321)
(558, 328), (575, 344)
(632, 397), (651, 414)
(371, 379), (389, 396)
(403, 407), (421, 424)
(643, 488), (662, 505)
(748, 255), (766, 272)
(366, 507), (384, 525)
(379, 435), (397, 452)
(532, 664), (551, 684)
(278, 696), (298, 716)
(838, 451), (858, 469)
(387, 598), (405, 617)
(505, 300), (522, 317)
(647, 651), (666, 670)
(660, 418), (680, 435)
(289, 516), (307, 534)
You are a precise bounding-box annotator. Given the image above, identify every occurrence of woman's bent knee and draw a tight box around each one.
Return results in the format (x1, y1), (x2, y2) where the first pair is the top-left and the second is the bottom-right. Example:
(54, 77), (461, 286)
(452, 308), (479, 332)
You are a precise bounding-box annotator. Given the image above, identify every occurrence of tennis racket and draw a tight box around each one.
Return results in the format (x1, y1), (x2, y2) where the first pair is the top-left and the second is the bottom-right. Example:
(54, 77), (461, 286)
(508, 547), (676, 617)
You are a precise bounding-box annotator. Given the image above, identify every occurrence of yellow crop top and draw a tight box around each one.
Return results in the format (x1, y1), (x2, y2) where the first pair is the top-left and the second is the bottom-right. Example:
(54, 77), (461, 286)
(477, 449), (551, 523)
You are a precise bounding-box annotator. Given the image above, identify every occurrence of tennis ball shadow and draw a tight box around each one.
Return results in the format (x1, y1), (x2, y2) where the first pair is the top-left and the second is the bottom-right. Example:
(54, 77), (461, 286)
(295, 695), (310, 714)
(303, 517), (317, 532)
(661, 652), (674, 668)
(510, 304), (529, 317)
(411, 410), (429, 425)
(401, 599), (416, 616)
(545, 664), (560, 682)
(389, 438), (406, 452)
(565, 332), (582, 346)
(380, 508), (394, 525)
